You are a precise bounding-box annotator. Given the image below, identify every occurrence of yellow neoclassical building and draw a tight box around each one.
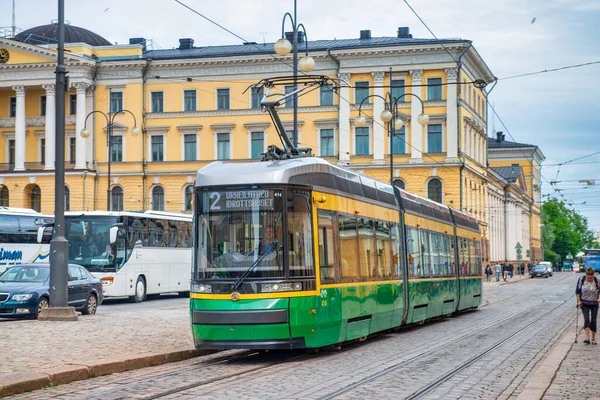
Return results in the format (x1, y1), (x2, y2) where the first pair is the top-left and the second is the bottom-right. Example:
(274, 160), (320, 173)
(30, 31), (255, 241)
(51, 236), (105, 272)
(1, 23), (537, 262)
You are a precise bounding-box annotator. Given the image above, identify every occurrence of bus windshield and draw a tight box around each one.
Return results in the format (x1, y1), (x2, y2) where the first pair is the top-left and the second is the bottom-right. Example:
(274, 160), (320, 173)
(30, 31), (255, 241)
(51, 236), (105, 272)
(584, 251), (600, 272)
(65, 216), (119, 272)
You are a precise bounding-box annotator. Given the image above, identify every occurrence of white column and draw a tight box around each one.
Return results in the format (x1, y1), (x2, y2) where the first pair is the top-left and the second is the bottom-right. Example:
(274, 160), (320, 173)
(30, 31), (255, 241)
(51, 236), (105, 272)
(409, 70), (423, 163)
(85, 88), (94, 164)
(42, 84), (55, 170)
(12, 85), (26, 171)
(372, 71), (385, 162)
(73, 82), (90, 169)
(338, 72), (351, 163)
(445, 68), (459, 161)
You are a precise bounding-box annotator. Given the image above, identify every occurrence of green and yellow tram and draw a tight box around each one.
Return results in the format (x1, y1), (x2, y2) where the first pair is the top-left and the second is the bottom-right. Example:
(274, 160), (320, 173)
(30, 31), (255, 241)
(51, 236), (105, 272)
(190, 157), (482, 350)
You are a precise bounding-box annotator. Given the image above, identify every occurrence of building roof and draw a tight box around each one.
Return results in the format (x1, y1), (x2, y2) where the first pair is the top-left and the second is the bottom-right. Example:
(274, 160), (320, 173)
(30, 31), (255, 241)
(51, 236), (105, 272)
(488, 132), (536, 149)
(492, 166), (523, 184)
(15, 23), (111, 47)
(144, 36), (468, 60)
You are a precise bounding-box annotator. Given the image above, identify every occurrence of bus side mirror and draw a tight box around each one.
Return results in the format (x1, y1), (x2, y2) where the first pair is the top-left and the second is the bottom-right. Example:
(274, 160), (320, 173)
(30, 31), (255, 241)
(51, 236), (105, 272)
(37, 227), (45, 244)
(110, 226), (119, 244)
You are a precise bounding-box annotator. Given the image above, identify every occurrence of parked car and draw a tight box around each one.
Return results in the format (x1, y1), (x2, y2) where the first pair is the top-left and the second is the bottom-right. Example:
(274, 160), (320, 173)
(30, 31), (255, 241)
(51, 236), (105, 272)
(0, 264), (103, 319)
(537, 261), (553, 276)
(530, 265), (550, 278)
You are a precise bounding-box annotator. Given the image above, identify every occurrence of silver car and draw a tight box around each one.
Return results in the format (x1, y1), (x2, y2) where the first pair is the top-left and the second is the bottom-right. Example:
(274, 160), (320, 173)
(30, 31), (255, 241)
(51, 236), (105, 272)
(537, 261), (553, 276)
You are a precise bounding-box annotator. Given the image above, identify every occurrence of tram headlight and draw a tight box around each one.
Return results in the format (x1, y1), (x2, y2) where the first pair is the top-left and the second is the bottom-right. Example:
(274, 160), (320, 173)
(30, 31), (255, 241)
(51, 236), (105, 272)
(261, 282), (303, 293)
(191, 283), (212, 294)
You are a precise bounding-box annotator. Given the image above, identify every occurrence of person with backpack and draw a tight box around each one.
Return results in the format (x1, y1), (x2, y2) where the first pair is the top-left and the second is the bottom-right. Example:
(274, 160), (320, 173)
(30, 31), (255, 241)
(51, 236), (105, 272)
(576, 267), (600, 345)
(485, 264), (492, 282)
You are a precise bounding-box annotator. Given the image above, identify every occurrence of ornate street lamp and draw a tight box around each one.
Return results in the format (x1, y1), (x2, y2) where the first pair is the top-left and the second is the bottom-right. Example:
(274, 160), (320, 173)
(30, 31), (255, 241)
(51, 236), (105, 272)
(81, 109), (140, 210)
(273, 0), (315, 147)
(354, 71), (429, 185)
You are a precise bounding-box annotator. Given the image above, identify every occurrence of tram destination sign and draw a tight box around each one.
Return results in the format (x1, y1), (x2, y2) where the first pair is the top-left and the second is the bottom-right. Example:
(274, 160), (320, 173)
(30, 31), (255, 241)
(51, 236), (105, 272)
(206, 189), (279, 211)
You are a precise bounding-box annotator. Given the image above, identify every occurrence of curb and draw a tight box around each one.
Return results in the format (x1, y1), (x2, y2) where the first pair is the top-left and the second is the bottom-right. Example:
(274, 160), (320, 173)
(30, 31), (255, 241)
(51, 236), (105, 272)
(0, 348), (216, 398)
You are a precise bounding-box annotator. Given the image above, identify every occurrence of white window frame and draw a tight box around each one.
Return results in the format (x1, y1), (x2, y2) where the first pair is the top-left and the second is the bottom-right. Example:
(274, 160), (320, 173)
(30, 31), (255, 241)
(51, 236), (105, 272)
(150, 91), (164, 113)
(151, 184), (165, 211)
(2, 132), (15, 164)
(215, 88), (230, 110)
(423, 117), (446, 154)
(425, 177), (444, 203)
(8, 96), (16, 118)
(182, 89), (197, 112)
(281, 120), (304, 149)
(40, 95), (46, 117)
(66, 130), (76, 163)
(35, 131), (45, 163)
(244, 122), (270, 159)
(108, 125), (127, 162)
(212, 124), (235, 160)
(314, 119), (338, 157)
(178, 125), (202, 161)
(182, 184), (194, 212)
(69, 93), (77, 116)
(107, 87), (125, 113)
(351, 119), (371, 156)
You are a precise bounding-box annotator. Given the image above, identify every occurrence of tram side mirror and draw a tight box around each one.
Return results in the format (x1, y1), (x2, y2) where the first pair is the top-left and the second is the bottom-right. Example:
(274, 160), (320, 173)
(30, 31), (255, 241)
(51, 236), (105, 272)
(109, 226), (119, 244)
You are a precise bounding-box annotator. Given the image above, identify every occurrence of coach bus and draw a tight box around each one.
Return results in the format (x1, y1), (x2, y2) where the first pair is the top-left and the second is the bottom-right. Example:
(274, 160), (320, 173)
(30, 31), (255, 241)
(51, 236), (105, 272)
(581, 249), (600, 273)
(0, 207), (53, 272)
(190, 157), (482, 350)
(39, 211), (192, 303)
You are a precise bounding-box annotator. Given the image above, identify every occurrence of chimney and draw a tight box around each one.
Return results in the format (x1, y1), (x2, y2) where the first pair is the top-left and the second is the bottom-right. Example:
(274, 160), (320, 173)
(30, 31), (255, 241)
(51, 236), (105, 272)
(129, 37), (146, 52)
(360, 30), (371, 40)
(496, 131), (504, 143)
(179, 38), (194, 50)
(397, 27), (412, 38)
(284, 31), (305, 43)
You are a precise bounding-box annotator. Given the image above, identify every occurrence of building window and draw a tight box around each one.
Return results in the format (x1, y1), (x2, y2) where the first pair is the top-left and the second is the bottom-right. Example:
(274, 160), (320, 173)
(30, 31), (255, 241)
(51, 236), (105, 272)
(284, 85), (294, 108)
(30, 185), (41, 212)
(69, 137), (76, 164)
(251, 87), (263, 109)
(251, 132), (264, 159)
(151, 92), (164, 113)
(427, 124), (442, 153)
(9, 97), (16, 118)
(320, 129), (334, 156)
(355, 127), (370, 155)
(427, 178), (443, 203)
(152, 186), (165, 211)
(64, 186), (70, 211)
(393, 179), (405, 190)
(217, 133), (230, 159)
(184, 185), (193, 211)
(111, 186), (123, 211)
(40, 96), (47, 116)
(151, 136), (164, 161)
(111, 136), (123, 162)
(8, 139), (15, 167)
(184, 90), (196, 111)
(392, 127), (406, 154)
(41, 138), (45, 164)
(0, 186), (8, 207)
(217, 89), (230, 110)
(320, 84), (334, 106)
(184, 134), (196, 161)
(110, 91), (123, 113)
(69, 94), (77, 115)
(355, 81), (370, 104)
(427, 78), (443, 100)
(391, 79), (405, 102)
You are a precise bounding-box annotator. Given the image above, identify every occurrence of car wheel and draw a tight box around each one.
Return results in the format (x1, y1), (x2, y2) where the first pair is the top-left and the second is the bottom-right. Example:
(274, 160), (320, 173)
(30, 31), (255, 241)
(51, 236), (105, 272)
(81, 294), (98, 315)
(129, 276), (146, 303)
(36, 297), (49, 318)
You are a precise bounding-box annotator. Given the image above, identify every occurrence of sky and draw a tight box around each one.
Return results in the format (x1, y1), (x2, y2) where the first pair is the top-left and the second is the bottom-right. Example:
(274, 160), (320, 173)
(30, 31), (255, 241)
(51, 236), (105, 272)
(2, 0), (599, 230)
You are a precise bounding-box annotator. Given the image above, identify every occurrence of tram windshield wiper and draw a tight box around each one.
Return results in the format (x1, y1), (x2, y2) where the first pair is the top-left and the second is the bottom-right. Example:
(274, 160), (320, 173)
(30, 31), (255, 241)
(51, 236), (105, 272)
(231, 240), (278, 292)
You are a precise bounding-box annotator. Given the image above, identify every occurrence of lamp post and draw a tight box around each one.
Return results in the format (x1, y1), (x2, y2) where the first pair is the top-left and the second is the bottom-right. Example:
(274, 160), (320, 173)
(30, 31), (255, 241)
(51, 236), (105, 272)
(80, 110), (140, 210)
(354, 71), (429, 185)
(273, 0), (315, 148)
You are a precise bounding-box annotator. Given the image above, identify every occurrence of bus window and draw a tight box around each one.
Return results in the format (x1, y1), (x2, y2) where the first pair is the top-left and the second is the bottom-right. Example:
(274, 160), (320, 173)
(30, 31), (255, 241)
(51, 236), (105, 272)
(317, 211), (336, 284)
(0, 216), (19, 242)
(339, 214), (358, 282)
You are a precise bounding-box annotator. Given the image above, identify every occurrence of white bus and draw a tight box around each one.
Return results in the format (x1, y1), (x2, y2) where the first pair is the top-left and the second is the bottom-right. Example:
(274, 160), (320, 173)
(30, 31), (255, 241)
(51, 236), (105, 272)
(40, 211), (193, 303)
(0, 207), (53, 272)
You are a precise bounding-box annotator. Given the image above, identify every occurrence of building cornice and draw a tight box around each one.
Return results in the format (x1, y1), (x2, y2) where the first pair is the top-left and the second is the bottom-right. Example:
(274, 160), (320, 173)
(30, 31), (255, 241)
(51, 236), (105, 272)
(146, 105), (337, 119)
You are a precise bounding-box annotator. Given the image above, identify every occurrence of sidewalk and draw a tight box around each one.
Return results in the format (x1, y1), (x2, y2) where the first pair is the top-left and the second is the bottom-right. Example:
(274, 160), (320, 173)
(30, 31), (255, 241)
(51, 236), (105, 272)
(483, 271), (530, 286)
(0, 297), (212, 397)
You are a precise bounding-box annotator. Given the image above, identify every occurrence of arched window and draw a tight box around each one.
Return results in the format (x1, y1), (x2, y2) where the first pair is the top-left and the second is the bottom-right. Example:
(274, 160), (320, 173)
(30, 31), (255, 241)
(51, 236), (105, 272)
(31, 185), (41, 212)
(64, 186), (70, 211)
(111, 186), (123, 211)
(184, 185), (193, 211)
(152, 186), (164, 211)
(427, 178), (443, 203)
(392, 179), (405, 190)
(0, 186), (8, 207)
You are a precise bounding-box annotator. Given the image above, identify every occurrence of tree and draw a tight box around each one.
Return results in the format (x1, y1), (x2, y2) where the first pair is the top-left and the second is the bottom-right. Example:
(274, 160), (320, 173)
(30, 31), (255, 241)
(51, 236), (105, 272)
(542, 199), (595, 260)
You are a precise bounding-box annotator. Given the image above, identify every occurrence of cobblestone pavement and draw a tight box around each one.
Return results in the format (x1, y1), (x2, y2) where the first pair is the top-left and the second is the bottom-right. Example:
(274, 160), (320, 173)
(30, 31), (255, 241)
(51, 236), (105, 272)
(6, 273), (580, 400)
(0, 295), (193, 377)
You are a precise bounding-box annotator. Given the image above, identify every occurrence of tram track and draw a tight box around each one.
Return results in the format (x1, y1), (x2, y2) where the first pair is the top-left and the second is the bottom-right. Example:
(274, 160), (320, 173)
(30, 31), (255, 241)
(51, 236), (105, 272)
(319, 292), (574, 400)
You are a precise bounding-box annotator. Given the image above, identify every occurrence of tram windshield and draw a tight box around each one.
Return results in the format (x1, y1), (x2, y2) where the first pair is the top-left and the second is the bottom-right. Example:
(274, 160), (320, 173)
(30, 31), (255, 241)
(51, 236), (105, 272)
(195, 188), (314, 280)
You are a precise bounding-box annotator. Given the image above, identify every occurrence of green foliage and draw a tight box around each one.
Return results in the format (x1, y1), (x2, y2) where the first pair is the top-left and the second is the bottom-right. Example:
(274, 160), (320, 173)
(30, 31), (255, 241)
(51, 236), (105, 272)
(544, 249), (556, 263)
(542, 199), (595, 259)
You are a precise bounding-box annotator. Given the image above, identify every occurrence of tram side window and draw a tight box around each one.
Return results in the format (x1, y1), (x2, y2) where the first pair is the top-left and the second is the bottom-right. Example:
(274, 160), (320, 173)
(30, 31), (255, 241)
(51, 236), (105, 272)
(429, 232), (441, 278)
(317, 211), (337, 284)
(287, 191), (314, 277)
(449, 236), (457, 275)
(407, 226), (422, 278)
(357, 218), (376, 279)
(459, 238), (469, 276)
(440, 233), (451, 277)
(471, 239), (481, 276)
(391, 223), (403, 278)
(376, 221), (393, 279)
(339, 214), (359, 282)
(474, 240), (482, 276)
(419, 229), (431, 278)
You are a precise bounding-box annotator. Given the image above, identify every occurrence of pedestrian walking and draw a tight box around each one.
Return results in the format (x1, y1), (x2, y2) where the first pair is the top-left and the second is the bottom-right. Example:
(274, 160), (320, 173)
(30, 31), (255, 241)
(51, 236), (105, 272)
(502, 262), (509, 282)
(485, 264), (492, 282)
(494, 263), (501, 281)
(576, 267), (600, 345)
(520, 263), (525, 276)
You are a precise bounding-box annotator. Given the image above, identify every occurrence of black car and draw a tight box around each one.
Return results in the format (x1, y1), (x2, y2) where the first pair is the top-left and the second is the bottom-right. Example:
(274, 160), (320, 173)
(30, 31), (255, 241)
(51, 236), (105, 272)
(0, 264), (103, 319)
(530, 265), (549, 278)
